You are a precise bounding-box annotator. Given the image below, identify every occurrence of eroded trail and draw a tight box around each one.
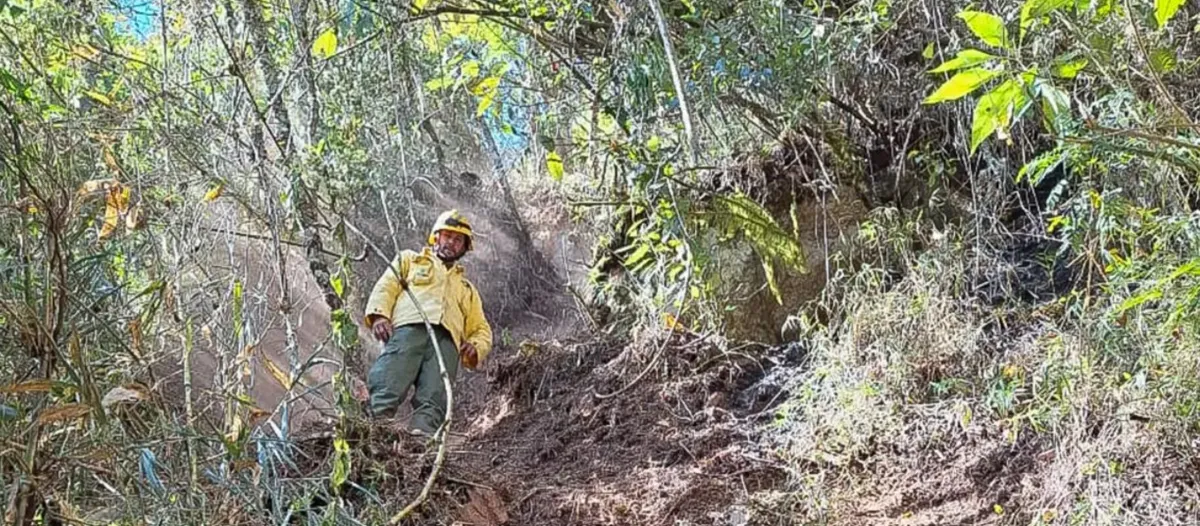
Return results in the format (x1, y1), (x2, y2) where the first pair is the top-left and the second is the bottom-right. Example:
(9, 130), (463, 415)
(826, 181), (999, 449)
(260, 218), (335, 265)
(289, 325), (791, 525)
(446, 333), (788, 525)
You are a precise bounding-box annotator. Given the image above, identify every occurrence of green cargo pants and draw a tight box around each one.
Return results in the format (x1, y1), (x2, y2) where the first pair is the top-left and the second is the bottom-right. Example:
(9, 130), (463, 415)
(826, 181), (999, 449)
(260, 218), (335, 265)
(366, 323), (459, 434)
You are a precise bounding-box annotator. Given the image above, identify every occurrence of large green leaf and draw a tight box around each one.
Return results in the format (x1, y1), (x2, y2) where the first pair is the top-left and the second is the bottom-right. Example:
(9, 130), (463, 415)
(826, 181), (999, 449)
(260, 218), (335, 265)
(1155, 0), (1185, 28)
(930, 49), (997, 73)
(311, 28), (338, 59)
(970, 79), (1026, 152)
(958, 11), (1010, 48)
(924, 68), (1000, 104)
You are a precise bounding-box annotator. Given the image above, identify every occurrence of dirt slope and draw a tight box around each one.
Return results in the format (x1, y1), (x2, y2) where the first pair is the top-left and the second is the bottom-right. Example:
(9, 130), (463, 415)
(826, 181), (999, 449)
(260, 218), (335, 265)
(288, 328), (792, 525)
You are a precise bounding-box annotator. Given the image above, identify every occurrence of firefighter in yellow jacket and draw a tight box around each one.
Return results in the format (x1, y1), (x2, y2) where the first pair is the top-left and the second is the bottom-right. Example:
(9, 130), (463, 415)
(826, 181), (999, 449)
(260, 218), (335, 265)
(363, 210), (492, 436)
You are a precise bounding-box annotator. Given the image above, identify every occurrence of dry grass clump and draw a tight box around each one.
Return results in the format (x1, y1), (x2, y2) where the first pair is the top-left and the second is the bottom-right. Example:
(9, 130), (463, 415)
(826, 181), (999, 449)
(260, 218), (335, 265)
(760, 211), (1200, 525)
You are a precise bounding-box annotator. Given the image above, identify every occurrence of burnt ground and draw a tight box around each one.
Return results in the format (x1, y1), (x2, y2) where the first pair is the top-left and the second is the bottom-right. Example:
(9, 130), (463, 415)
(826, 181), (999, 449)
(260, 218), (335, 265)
(285, 329), (791, 525)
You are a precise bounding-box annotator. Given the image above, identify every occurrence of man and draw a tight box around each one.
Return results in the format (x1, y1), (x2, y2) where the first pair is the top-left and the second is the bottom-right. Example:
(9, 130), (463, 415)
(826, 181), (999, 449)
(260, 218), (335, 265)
(363, 209), (493, 436)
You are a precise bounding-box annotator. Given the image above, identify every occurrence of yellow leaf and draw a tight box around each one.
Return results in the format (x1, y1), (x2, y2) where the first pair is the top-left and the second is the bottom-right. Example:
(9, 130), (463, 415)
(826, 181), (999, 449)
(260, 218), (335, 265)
(103, 148), (121, 174)
(461, 60), (480, 79)
(519, 340), (540, 358)
(993, 504), (1004, 515)
(470, 76), (500, 96)
(263, 358), (293, 390)
(476, 92), (495, 117)
(203, 184), (223, 203)
(546, 151), (564, 181)
(85, 90), (112, 106)
(311, 29), (338, 59)
(662, 312), (684, 331)
(100, 185), (130, 239)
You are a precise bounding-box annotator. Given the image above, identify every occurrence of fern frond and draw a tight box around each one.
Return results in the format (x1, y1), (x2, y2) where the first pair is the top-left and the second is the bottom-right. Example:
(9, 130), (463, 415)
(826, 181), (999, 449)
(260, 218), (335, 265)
(699, 192), (808, 304)
(711, 193), (807, 270)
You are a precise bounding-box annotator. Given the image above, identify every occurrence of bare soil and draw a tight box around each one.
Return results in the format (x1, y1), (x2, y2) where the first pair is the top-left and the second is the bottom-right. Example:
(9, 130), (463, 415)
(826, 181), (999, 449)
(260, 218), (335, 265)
(286, 329), (789, 525)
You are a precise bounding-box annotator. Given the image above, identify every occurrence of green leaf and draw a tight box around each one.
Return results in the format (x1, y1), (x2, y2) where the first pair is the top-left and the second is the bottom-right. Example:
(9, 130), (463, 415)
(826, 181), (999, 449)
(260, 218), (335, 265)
(958, 11), (1010, 48)
(1053, 57), (1088, 78)
(624, 243), (652, 267)
(331, 437), (350, 493)
(476, 91), (495, 117)
(1017, 147), (1065, 184)
(923, 42), (935, 59)
(1036, 81), (1071, 133)
(424, 76), (452, 92)
(0, 68), (21, 93)
(460, 60), (480, 79)
(1150, 48), (1177, 73)
(311, 28), (338, 59)
(41, 104), (68, 120)
(414, 0), (431, 10)
(331, 273), (344, 299)
(470, 76), (500, 96)
(930, 49), (997, 73)
(85, 90), (112, 106)
(1019, 0), (1071, 40)
(923, 68), (1000, 104)
(1117, 288), (1162, 314)
(668, 263), (686, 282)
(970, 79), (1025, 153)
(546, 151), (564, 181)
(1155, 0), (1185, 28)
(762, 258), (783, 305)
(647, 135), (662, 152)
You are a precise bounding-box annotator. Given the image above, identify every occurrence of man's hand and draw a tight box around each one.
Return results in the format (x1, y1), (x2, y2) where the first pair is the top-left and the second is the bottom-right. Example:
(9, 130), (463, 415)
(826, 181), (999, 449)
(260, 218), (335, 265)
(460, 342), (479, 369)
(371, 317), (394, 343)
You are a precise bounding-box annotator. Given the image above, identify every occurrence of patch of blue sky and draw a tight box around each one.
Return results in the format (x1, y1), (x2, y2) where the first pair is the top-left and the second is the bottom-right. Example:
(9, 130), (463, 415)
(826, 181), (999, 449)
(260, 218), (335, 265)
(113, 0), (159, 41)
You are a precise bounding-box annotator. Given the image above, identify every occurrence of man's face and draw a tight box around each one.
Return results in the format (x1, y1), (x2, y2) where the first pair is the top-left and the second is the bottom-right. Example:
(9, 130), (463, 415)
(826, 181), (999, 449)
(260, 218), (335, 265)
(434, 230), (468, 262)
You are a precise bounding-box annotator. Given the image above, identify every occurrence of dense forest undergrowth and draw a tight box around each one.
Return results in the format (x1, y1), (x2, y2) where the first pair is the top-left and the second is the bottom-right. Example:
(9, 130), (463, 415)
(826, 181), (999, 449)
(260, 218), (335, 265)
(3, 0), (1200, 524)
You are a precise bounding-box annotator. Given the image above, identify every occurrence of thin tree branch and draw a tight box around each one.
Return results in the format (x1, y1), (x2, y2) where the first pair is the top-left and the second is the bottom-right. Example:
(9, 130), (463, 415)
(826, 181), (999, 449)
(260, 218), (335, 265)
(648, 0), (699, 166)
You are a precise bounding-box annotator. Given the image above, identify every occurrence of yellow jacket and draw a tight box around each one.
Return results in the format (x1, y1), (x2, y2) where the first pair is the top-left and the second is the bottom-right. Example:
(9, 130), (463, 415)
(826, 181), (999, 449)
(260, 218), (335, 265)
(364, 248), (493, 366)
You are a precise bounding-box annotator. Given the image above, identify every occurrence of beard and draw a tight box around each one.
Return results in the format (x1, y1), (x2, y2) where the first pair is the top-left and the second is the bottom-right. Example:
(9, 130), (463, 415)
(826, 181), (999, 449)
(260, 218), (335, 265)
(435, 244), (465, 264)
